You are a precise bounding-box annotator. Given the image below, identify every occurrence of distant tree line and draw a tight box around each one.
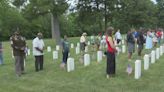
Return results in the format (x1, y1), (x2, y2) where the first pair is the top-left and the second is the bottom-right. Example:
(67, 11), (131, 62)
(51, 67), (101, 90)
(0, 0), (164, 42)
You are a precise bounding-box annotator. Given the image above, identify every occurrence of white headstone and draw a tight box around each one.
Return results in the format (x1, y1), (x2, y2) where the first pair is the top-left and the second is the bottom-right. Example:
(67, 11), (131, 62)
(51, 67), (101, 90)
(156, 48), (160, 60)
(160, 46), (163, 56)
(135, 60), (141, 79)
(88, 41), (91, 45)
(27, 49), (30, 55)
(97, 51), (103, 63)
(77, 42), (80, 47)
(56, 45), (60, 51)
(144, 55), (149, 70)
(84, 54), (90, 66)
(67, 58), (75, 72)
(116, 47), (120, 55)
(151, 50), (155, 64)
(12, 50), (14, 59)
(122, 40), (125, 44)
(53, 51), (58, 60)
(47, 46), (51, 52)
(75, 46), (80, 54)
(71, 43), (74, 48)
(122, 45), (126, 53)
(85, 46), (88, 52)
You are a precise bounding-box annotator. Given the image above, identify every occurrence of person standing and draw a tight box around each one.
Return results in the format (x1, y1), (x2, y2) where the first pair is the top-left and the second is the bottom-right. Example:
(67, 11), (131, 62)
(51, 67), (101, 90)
(156, 29), (162, 44)
(80, 33), (87, 53)
(33, 33), (45, 72)
(152, 30), (158, 47)
(0, 42), (3, 65)
(115, 29), (122, 45)
(90, 34), (96, 52)
(95, 33), (101, 50)
(145, 29), (153, 49)
(10, 31), (26, 77)
(137, 29), (145, 56)
(127, 29), (135, 61)
(105, 27), (117, 78)
(60, 35), (70, 69)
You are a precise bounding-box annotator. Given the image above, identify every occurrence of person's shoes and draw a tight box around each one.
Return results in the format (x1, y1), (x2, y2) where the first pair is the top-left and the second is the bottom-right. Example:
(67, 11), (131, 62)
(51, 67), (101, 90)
(60, 63), (66, 70)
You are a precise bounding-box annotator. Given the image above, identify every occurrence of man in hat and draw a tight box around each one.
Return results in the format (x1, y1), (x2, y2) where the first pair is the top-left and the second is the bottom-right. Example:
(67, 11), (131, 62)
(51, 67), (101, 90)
(32, 32), (45, 72)
(80, 32), (87, 52)
(10, 31), (26, 77)
(79, 33), (87, 63)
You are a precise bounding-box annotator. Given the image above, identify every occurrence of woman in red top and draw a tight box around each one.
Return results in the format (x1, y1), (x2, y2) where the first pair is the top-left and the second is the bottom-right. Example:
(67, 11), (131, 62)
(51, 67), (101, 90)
(105, 27), (116, 78)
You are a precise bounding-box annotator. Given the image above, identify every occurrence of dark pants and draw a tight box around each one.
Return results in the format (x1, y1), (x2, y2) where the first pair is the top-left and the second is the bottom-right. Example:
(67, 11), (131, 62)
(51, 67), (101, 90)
(35, 55), (44, 71)
(117, 39), (121, 44)
(62, 51), (69, 64)
(14, 56), (25, 75)
(0, 53), (3, 65)
(106, 51), (116, 75)
(138, 44), (143, 56)
(80, 42), (86, 51)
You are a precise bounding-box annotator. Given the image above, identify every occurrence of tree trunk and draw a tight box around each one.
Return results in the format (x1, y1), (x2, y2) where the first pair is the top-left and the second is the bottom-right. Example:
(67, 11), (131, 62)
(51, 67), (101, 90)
(51, 13), (61, 45)
(104, 0), (107, 30)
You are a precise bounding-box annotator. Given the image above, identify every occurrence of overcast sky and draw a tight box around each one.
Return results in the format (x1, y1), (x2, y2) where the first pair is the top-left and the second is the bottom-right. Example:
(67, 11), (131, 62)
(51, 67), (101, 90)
(68, 0), (157, 6)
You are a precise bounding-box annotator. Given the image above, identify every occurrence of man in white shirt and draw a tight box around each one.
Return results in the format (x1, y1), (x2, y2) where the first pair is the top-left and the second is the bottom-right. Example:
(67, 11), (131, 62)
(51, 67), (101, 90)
(115, 29), (122, 45)
(80, 33), (87, 52)
(33, 33), (45, 72)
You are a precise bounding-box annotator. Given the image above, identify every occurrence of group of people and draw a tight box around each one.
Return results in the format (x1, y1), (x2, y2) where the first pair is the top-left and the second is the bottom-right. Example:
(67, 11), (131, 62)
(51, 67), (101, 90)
(9, 30), (45, 77)
(79, 27), (118, 78)
(9, 29), (71, 77)
(1, 27), (163, 79)
(127, 28), (164, 61)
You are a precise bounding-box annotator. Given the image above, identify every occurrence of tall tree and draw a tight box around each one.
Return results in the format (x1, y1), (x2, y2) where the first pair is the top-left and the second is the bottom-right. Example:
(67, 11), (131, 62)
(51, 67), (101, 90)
(156, 0), (164, 28)
(22, 0), (68, 44)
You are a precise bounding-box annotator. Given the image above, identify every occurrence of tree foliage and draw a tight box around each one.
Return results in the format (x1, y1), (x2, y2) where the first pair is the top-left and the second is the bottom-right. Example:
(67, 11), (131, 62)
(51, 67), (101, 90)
(0, 0), (163, 41)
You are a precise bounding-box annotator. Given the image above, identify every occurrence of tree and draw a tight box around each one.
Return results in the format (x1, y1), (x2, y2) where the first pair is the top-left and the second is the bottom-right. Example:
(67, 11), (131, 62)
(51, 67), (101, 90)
(156, 0), (164, 28)
(22, 0), (69, 44)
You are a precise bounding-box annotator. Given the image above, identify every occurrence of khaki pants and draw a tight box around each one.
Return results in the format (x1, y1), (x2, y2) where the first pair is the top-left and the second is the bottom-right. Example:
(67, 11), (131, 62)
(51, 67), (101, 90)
(14, 56), (25, 76)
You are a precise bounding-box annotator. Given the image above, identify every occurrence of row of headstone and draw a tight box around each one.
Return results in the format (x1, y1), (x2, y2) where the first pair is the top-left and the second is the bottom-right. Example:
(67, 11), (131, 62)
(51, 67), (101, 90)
(47, 45), (60, 52)
(135, 44), (164, 79)
(67, 51), (103, 72)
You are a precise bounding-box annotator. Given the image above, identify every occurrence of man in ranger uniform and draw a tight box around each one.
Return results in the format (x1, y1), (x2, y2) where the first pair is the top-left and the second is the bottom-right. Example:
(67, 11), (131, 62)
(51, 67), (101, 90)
(10, 30), (26, 77)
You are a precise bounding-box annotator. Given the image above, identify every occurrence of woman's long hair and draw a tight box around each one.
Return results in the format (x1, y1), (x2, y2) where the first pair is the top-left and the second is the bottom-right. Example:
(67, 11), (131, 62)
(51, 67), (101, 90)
(106, 27), (114, 37)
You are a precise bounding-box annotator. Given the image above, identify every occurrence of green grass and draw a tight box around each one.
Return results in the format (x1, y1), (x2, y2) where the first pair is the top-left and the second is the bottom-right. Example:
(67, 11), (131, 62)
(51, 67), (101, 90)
(0, 37), (164, 92)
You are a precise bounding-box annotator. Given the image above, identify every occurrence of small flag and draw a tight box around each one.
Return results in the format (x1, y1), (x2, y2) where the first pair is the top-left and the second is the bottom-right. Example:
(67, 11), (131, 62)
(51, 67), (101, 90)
(126, 64), (133, 75)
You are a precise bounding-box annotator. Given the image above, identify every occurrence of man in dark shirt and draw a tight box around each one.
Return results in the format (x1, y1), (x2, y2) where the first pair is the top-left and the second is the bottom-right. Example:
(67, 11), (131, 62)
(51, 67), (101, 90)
(0, 42), (3, 65)
(60, 35), (70, 69)
(10, 30), (26, 77)
(137, 29), (145, 56)
(127, 29), (135, 61)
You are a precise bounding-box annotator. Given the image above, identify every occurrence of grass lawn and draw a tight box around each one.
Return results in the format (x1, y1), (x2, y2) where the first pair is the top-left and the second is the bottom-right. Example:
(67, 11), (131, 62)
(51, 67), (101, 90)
(0, 37), (164, 92)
